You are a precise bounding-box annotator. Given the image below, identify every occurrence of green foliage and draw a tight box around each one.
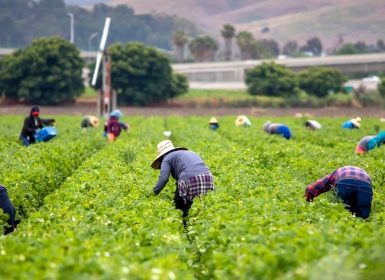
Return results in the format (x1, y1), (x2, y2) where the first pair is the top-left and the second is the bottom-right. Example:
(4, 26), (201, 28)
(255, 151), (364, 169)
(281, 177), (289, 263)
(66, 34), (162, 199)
(1, 115), (385, 278)
(245, 62), (299, 97)
(90, 42), (188, 106)
(0, 36), (84, 105)
(378, 78), (385, 98)
(299, 37), (323, 56)
(188, 36), (218, 62)
(0, 1), (197, 50)
(298, 67), (347, 97)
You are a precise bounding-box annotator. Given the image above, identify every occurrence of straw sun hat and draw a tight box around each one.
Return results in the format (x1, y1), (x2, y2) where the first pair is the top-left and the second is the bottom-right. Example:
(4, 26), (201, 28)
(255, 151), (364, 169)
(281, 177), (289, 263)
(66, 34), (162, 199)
(89, 116), (99, 127)
(209, 117), (218, 124)
(151, 140), (187, 169)
(351, 117), (361, 128)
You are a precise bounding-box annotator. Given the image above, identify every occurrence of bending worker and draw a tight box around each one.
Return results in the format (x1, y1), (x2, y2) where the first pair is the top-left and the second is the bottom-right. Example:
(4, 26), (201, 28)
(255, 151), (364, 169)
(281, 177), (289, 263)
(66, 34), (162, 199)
(305, 166), (373, 219)
(263, 121), (292, 139)
(235, 115), (251, 127)
(355, 131), (385, 154)
(305, 120), (321, 130)
(151, 140), (214, 218)
(81, 116), (99, 129)
(208, 117), (220, 131)
(342, 117), (361, 129)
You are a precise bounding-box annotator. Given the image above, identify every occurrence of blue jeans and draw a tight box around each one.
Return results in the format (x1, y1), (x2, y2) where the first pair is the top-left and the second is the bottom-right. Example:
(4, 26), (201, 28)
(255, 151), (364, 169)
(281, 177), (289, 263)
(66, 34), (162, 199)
(336, 179), (373, 219)
(20, 135), (31, 146)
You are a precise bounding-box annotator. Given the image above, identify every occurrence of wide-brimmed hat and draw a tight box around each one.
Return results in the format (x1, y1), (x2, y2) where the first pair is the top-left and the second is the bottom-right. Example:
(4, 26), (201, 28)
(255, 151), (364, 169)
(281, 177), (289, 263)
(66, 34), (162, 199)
(151, 140), (187, 169)
(236, 115), (251, 127)
(89, 116), (99, 127)
(209, 117), (218, 124)
(351, 117), (361, 128)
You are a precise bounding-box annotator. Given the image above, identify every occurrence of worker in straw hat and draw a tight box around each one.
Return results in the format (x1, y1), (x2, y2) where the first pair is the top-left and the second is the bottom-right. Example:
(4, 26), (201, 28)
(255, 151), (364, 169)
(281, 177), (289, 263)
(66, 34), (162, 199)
(305, 166), (373, 219)
(208, 117), (219, 131)
(355, 131), (385, 154)
(263, 121), (292, 139)
(80, 116), (99, 129)
(151, 140), (215, 219)
(235, 115), (251, 127)
(342, 117), (361, 129)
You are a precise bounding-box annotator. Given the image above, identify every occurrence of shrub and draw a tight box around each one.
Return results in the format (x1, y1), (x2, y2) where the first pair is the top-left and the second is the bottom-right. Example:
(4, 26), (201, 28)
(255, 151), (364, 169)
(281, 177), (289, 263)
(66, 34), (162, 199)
(0, 37), (84, 105)
(298, 67), (347, 97)
(245, 62), (299, 97)
(90, 42), (188, 106)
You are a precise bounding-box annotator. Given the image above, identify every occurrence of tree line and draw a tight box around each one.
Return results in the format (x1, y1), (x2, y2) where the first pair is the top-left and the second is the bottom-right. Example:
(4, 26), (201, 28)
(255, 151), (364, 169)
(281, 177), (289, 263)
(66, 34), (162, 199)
(0, 0), (196, 50)
(173, 24), (385, 63)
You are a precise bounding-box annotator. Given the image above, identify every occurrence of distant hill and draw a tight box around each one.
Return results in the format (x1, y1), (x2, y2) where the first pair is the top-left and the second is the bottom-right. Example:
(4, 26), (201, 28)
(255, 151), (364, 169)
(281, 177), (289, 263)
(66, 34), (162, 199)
(68, 0), (385, 51)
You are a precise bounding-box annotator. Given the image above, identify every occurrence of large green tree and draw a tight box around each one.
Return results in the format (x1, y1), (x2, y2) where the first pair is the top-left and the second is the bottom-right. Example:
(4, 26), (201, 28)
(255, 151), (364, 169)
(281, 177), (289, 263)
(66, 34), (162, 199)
(0, 36), (84, 105)
(90, 42), (188, 106)
(221, 24), (236, 61)
(245, 62), (298, 97)
(298, 67), (347, 97)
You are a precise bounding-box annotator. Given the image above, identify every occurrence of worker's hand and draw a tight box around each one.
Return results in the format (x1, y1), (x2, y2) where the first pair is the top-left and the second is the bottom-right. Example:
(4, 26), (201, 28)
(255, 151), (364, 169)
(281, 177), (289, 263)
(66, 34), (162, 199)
(305, 194), (314, 202)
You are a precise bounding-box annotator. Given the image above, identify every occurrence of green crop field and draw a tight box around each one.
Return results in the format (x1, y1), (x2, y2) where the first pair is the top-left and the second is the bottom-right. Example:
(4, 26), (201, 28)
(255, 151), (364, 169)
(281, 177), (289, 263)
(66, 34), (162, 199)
(1, 115), (385, 279)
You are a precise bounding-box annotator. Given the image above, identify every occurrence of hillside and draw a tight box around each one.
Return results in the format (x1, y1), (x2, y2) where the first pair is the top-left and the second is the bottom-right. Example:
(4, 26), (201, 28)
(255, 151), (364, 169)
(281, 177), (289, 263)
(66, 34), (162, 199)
(106, 0), (385, 51)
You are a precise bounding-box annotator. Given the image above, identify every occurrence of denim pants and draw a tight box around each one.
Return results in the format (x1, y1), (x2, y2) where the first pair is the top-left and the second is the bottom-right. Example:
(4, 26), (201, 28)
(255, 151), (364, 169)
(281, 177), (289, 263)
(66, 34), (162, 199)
(336, 179), (373, 219)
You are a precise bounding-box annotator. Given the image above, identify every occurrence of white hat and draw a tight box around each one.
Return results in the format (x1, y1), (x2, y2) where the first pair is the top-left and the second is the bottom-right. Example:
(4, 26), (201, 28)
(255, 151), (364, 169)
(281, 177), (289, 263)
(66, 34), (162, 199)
(351, 117), (361, 128)
(151, 140), (187, 169)
(236, 115), (251, 127)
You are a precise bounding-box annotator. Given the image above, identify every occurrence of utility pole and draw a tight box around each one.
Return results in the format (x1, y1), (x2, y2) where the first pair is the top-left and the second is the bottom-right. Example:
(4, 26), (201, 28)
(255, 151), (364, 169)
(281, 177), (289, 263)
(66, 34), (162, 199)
(67, 13), (75, 44)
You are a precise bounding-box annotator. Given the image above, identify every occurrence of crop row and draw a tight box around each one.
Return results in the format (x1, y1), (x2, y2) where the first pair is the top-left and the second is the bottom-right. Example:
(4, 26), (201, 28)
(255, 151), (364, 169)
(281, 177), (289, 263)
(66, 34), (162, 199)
(0, 115), (385, 279)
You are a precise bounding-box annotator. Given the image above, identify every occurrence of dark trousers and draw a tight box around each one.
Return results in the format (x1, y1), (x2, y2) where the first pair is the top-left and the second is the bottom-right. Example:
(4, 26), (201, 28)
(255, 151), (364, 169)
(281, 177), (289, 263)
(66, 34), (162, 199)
(336, 179), (373, 219)
(174, 190), (192, 217)
(0, 186), (16, 234)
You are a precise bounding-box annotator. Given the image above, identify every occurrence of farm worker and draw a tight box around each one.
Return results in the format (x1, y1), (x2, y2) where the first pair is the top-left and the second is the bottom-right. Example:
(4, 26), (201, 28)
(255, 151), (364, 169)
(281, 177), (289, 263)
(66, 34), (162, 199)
(0, 184), (17, 235)
(305, 120), (321, 130)
(19, 106), (55, 146)
(305, 166), (373, 219)
(235, 115), (251, 127)
(81, 115), (99, 129)
(208, 117), (220, 131)
(151, 140), (215, 218)
(355, 131), (385, 154)
(105, 109), (129, 142)
(263, 121), (292, 139)
(342, 117), (361, 129)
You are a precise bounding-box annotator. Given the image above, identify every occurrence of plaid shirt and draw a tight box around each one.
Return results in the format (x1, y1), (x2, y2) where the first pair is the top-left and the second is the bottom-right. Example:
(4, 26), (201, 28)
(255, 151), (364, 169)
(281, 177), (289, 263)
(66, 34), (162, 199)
(177, 173), (214, 204)
(305, 166), (371, 201)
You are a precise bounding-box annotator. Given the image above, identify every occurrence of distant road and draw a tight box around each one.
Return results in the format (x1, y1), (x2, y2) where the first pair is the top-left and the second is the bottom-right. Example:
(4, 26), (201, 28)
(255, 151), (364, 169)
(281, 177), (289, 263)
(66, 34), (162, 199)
(189, 80), (379, 91)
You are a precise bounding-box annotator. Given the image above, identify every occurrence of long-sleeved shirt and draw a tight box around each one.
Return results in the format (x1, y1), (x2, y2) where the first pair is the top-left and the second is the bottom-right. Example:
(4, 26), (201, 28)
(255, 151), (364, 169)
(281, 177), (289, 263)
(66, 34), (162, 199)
(305, 166), (371, 201)
(20, 116), (55, 141)
(154, 150), (210, 194)
(266, 123), (283, 134)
